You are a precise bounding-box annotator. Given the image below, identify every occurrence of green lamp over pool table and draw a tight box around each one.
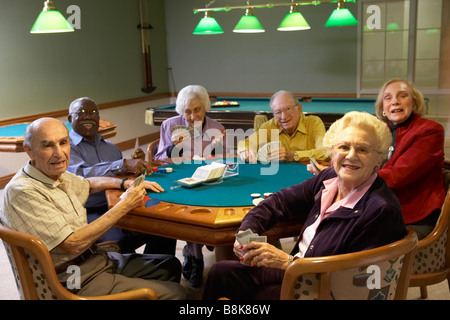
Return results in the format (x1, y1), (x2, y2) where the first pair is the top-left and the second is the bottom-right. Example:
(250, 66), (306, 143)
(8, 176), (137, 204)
(193, 11), (224, 35)
(233, 8), (265, 33)
(325, 0), (358, 27)
(30, 0), (74, 34)
(277, 5), (310, 31)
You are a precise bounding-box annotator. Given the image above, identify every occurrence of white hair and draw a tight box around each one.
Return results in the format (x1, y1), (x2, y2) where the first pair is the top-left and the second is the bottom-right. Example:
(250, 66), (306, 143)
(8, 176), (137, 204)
(323, 111), (393, 161)
(175, 85), (211, 114)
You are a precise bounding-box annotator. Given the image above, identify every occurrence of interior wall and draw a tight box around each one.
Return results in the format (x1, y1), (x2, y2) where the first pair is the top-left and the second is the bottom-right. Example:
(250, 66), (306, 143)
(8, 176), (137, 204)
(0, 0), (169, 120)
(164, 0), (359, 95)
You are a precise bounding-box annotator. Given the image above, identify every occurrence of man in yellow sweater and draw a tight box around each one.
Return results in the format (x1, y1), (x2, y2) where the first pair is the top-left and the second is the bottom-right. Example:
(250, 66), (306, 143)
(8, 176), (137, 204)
(238, 90), (328, 163)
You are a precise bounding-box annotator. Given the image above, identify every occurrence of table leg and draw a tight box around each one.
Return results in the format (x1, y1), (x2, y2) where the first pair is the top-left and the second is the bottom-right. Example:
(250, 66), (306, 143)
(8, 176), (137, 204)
(214, 245), (237, 261)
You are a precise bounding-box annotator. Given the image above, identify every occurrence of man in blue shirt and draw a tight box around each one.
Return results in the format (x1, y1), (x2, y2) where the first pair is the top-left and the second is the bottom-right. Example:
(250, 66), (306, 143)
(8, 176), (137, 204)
(67, 97), (176, 255)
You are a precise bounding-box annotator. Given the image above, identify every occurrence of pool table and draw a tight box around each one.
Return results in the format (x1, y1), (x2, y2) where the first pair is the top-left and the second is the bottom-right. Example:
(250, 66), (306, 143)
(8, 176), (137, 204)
(0, 119), (116, 152)
(146, 96), (376, 130)
(106, 159), (314, 259)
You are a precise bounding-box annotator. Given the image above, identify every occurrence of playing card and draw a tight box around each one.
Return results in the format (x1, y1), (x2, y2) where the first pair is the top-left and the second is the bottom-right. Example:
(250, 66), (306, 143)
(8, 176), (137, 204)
(248, 235), (267, 243)
(267, 141), (281, 154)
(170, 126), (194, 143)
(134, 137), (140, 150)
(236, 229), (255, 245)
(236, 229), (267, 245)
(258, 145), (269, 163)
(121, 174), (145, 199)
(170, 125), (193, 135)
(133, 174), (145, 187)
(309, 156), (321, 172)
(258, 141), (281, 163)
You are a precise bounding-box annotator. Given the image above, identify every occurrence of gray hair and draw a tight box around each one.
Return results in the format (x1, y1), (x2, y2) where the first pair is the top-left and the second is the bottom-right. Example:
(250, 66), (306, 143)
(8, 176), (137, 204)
(269, 90), (300, 109)
(175, 85), (211, 114)
(69, 97), (98, 114)
(323, 111), (393, 161)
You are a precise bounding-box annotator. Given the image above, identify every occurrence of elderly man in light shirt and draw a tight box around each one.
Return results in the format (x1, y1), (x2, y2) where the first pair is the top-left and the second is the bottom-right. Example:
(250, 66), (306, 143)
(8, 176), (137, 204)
(238, 90), (328, 163)
(0, 118), (186, 299)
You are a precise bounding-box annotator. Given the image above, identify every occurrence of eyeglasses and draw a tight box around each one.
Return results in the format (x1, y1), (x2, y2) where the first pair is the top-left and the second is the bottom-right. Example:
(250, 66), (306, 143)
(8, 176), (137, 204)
(273, 105), (296, 117)
(333, 143), (377, 155)
(72, 109), (99, 117)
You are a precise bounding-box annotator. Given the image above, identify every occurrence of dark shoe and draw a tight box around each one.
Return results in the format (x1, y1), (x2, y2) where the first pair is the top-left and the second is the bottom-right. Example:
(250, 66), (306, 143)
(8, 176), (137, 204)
(189, 257), (204, 288)
(182, 245), (192, 280)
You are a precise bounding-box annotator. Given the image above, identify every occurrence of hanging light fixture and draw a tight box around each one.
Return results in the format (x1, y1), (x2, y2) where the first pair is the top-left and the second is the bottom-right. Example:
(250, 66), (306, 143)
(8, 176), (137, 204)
(233, 8), (265, 33)
(193, 11), (224, 35)
(277, 5), (310, 31)
(193, 0), (359, 33)
(30, 0), (74, 34)
(324, 0), (358, 27)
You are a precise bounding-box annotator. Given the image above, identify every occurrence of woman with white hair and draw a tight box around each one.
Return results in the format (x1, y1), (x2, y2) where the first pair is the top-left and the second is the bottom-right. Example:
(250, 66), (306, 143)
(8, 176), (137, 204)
(203, 111), (406, 300)
(154, 85), (225, 160)
(154, 85), (225, 288)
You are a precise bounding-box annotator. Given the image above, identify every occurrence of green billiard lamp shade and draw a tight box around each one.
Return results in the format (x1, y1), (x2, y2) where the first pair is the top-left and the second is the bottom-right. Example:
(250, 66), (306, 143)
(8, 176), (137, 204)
(233, 8), (265, 33)
(193, 12), (224, 35)
(30, 1), (74, 34)
(277, 5), (310, 31)
(325, 6), (358, 27)
(386, 22), (400, 31)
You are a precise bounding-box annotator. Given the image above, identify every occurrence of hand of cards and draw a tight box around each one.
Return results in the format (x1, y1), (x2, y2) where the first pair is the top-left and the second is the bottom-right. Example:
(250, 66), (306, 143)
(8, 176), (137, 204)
(236, 229), (267, 245)
(170, 125), (200, 144)
(120, 174), (145, 199)
(258, 141), (281, 163)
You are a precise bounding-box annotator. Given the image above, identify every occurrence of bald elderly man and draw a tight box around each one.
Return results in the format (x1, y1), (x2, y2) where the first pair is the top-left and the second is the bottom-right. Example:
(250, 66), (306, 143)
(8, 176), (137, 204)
(0, 118), (186, 299)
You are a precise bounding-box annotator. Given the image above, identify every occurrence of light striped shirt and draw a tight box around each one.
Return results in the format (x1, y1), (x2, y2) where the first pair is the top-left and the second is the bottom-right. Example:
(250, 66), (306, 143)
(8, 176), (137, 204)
(0, 161), (90, 267)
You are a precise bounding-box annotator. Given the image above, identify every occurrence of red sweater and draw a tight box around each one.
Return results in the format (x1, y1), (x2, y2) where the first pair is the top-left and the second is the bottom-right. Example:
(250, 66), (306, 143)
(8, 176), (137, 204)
(378, 114), (445, 224)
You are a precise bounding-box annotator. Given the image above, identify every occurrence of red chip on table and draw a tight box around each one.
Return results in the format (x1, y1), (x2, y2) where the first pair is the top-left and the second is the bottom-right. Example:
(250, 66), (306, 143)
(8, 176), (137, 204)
(152, 166), (158, 172)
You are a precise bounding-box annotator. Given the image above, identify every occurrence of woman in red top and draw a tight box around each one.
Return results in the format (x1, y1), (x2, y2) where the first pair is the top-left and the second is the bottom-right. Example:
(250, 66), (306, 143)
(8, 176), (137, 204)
(375, 78), (446, 239)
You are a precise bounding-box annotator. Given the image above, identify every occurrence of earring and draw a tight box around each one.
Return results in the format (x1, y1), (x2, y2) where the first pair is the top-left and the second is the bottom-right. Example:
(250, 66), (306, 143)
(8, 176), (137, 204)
(382, 111), (386, 117)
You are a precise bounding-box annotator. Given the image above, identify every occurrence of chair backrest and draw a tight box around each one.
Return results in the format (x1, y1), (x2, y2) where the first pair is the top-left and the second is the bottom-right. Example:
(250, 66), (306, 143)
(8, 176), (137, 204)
(280, 229), (418, 300)
(0, 223), (157, 300)
(411, 189), (450, 277)
(0, 223), (68, 300)
(147, 139), (160, 161)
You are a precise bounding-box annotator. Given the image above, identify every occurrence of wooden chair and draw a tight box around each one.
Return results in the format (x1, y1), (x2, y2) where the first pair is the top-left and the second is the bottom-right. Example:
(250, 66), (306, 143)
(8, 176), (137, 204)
(0, 224), (157, 300)
(280, 229), (418, 300)
(408, 189), (450, 298)
(146, 139), (160, 161)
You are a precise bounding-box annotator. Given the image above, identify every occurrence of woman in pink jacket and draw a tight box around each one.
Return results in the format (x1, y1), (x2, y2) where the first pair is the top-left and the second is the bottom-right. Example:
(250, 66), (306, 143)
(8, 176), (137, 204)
(375, 79), (446, 239)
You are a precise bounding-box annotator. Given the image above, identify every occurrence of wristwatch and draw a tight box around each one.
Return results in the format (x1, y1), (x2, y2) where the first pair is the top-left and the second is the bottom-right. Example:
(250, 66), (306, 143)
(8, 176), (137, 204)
(120, 178), (128, 191)
(293, 152), (300, 162)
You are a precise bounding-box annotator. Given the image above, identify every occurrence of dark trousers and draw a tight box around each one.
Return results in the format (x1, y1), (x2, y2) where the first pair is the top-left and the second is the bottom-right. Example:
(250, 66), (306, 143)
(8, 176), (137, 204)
(406, 208), (441, 240)
(87, 206), (176, 255)
(202, 260), (285, 300)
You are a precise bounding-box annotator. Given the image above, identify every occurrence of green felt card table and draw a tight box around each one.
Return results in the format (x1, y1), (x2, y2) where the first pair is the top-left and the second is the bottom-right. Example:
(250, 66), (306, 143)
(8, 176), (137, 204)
(146, 97), (376, 130)
(106, 159), (314, 257)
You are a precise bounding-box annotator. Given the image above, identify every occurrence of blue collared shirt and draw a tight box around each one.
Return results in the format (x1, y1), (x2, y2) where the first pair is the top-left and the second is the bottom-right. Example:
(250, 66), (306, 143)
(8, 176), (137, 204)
(68, 130), (126, 208)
